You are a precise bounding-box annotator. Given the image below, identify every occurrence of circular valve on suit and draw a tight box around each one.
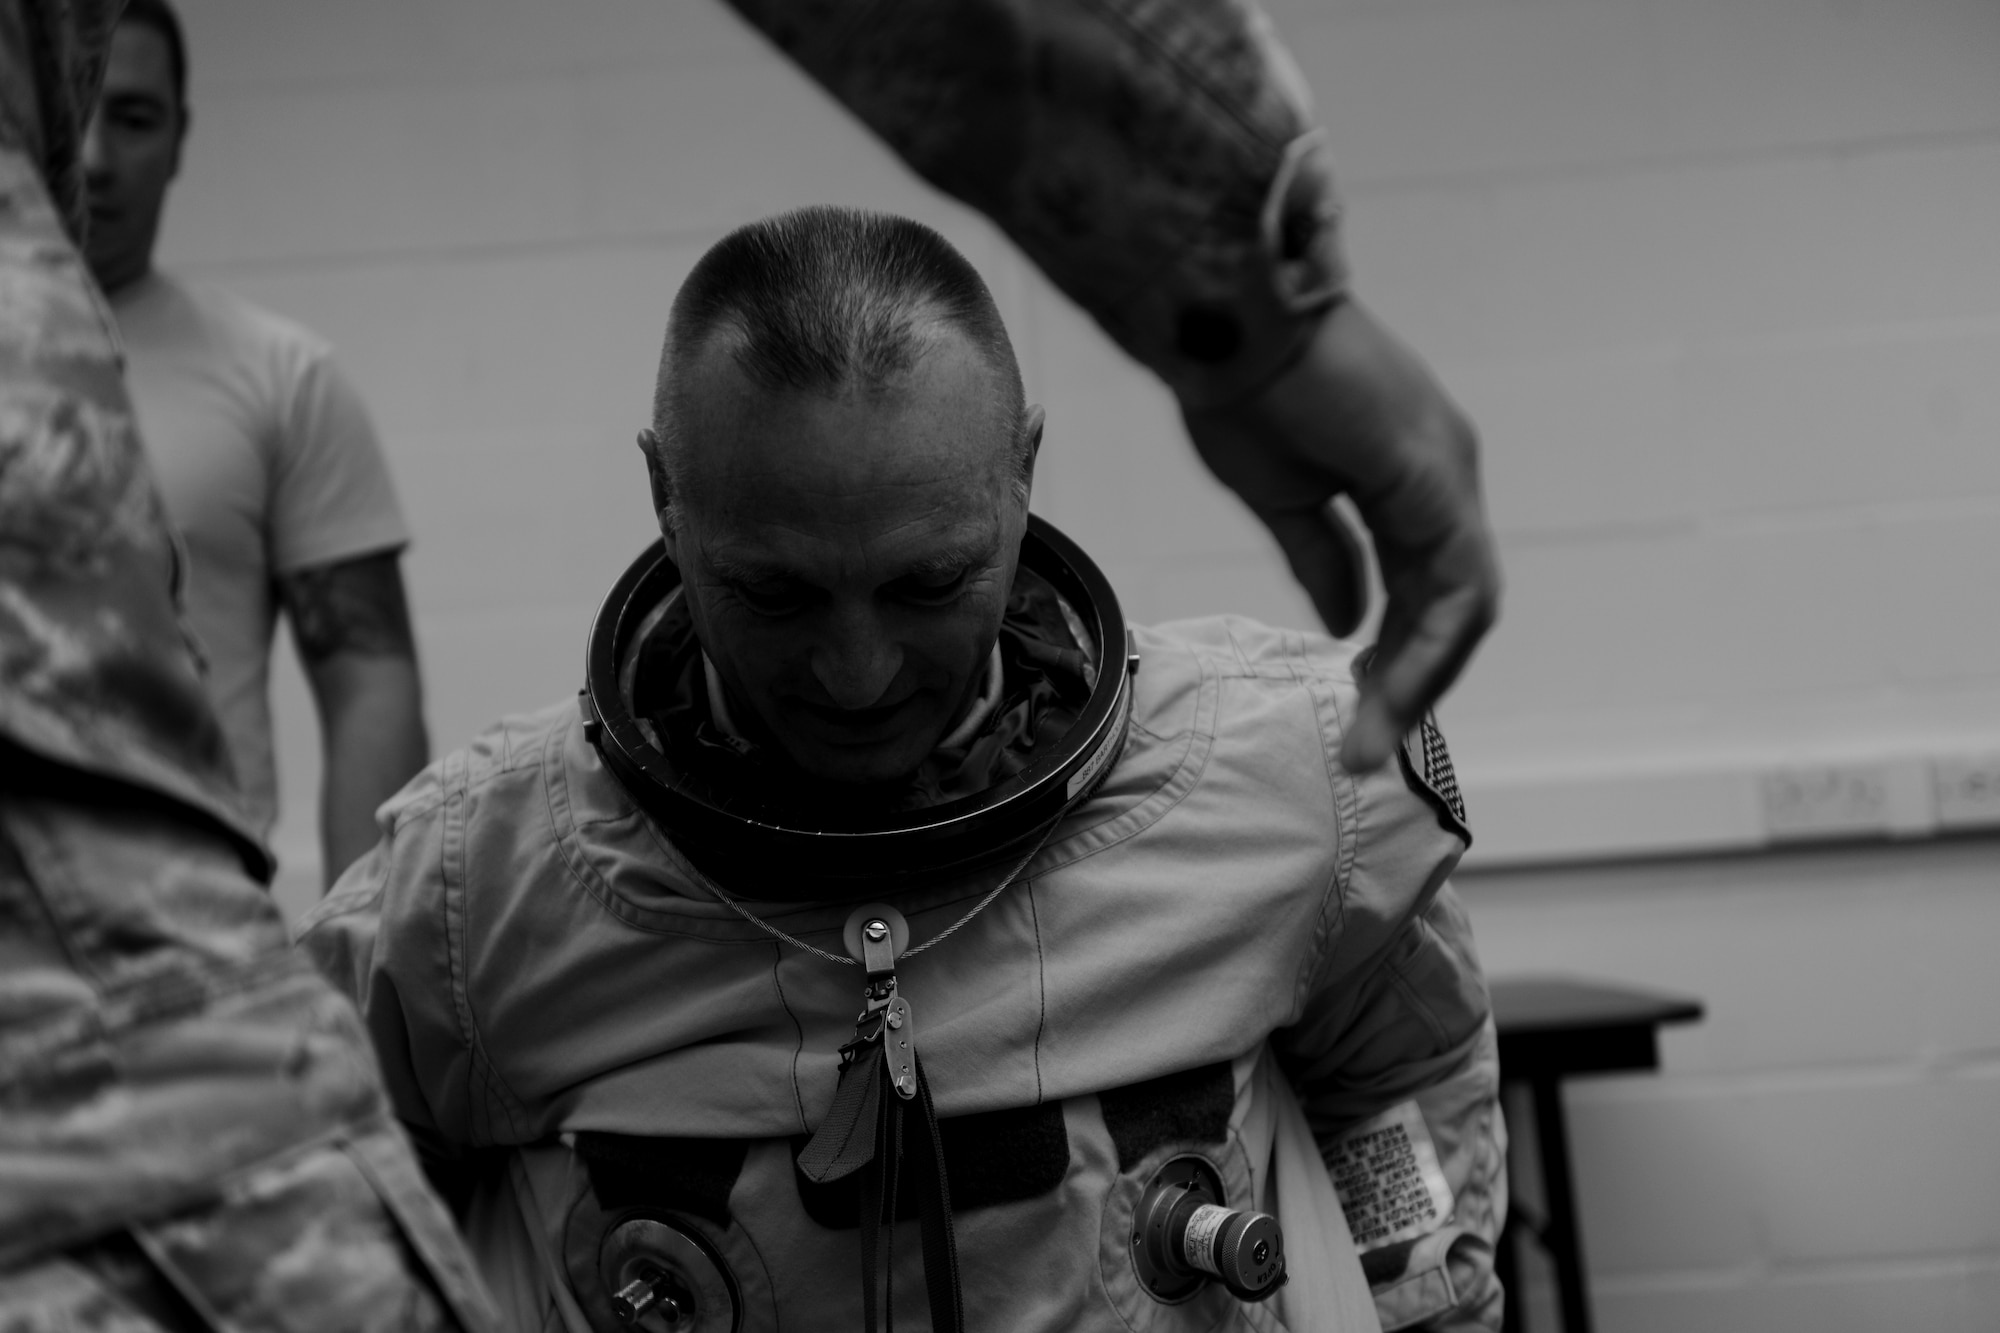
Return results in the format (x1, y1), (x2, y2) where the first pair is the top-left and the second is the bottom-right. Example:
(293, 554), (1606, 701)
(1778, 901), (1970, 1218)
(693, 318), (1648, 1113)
(598, 1216), (740, 1332)
(1131, 1155), (1287, 1304)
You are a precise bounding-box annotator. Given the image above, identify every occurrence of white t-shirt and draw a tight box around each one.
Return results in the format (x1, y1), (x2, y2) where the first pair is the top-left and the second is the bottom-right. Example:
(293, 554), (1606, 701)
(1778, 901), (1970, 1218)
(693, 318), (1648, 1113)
(113, 269), (409, 836)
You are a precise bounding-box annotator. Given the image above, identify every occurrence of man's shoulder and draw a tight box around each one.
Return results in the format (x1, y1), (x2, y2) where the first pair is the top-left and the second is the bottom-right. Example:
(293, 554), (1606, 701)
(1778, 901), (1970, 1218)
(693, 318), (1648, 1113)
(380, 699), (578, 833)
(1093, 615), (1367, 843)
(1137, 613), (1366, 681)
(1126, 615), (1366, 736)
(123, 268), (336, 370)
(303, 700), (588, 955)
(1116, 614), (1470, 854)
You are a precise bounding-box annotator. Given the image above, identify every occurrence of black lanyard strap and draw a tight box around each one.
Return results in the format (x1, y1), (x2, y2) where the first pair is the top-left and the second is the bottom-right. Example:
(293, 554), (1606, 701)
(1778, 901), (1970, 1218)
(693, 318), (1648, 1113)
(798, 945), (964, 1333)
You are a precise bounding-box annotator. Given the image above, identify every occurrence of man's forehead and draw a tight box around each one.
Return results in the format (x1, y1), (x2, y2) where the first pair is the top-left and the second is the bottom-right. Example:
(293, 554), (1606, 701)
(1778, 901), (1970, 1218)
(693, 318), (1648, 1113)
(699, 525), (1002, 586)
(104, 24), (175, 96)
(677, 366), (1013, 555)
(679, 329), (1013, 466)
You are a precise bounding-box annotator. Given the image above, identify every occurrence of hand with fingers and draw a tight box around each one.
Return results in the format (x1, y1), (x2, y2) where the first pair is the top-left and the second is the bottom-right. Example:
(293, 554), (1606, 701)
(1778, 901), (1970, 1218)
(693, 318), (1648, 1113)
(1182, 297), (1500, 773)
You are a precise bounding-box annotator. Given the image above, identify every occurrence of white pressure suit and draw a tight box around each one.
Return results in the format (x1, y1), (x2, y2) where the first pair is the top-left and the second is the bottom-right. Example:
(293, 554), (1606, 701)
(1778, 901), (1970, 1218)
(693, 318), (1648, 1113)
(302, 614), (1504, 1332)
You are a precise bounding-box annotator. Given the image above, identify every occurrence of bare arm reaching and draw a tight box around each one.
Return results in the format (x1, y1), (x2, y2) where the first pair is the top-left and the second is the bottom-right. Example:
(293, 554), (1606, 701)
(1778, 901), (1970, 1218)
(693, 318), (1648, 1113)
(279, 550), (427, 887)
(1182, 299), (1497, 769)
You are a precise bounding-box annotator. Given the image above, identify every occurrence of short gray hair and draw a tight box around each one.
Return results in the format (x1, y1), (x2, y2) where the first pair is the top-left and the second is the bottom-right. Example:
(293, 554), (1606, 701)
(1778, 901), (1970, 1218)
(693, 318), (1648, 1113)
(650, 207), (1029, 527)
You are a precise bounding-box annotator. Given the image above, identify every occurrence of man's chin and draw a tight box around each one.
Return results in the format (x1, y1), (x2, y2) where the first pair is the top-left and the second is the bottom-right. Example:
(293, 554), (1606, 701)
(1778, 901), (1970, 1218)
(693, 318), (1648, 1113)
(768, 728), (948, 788)
(766, 702), (943, 791)
(786, 745), (926, 792)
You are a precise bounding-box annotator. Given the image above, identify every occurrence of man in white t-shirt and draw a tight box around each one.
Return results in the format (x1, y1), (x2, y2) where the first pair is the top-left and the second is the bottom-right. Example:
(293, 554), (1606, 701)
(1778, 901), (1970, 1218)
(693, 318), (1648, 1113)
(81, 0), (427, 887)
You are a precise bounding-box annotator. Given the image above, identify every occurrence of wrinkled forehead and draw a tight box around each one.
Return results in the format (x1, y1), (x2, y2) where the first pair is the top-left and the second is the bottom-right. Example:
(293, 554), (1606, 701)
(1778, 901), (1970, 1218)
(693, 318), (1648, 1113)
(674, 330), (1021, 521)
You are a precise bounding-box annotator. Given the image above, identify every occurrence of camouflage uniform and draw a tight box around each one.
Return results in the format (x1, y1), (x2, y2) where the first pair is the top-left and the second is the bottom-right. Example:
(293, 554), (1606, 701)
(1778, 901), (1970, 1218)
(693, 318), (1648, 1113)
(726, 0), (1347, 409)
(0, 5), (494, 1327)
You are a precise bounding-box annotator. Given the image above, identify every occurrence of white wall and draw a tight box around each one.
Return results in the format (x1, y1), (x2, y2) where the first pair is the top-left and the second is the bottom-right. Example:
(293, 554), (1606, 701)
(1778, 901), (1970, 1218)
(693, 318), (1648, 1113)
(1472, 839), (2000, 1329)
(1307, 0), (2000, 868)
(158, 2), (2000, 1328)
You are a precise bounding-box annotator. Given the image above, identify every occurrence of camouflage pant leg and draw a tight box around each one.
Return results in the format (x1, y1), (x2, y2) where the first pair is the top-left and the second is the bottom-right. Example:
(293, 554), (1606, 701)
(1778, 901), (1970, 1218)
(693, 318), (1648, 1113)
(0, 796), (499, 1332)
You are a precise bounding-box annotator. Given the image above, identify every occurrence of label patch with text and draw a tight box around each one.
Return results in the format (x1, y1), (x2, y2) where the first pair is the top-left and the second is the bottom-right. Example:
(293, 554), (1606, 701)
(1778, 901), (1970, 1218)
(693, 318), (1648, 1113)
(1328, 1100), (1454, 1253)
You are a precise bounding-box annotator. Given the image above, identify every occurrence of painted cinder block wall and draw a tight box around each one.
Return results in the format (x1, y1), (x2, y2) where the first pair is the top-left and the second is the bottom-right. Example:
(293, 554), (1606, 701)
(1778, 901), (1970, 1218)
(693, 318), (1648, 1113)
(158, 2), (2000, 1329)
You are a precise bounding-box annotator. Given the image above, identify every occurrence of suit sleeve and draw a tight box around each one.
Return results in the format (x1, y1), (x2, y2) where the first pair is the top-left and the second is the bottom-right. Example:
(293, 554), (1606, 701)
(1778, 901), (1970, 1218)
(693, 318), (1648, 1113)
(298, 774), (494, 1209)
(721, 0), (1346, 409)
(1273, 742), (1506, 1331)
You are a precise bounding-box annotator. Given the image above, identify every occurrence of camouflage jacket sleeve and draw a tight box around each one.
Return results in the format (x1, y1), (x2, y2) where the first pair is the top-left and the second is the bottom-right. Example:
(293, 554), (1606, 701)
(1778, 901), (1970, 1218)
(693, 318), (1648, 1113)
(0, 787), (498, 1331)
(723, 0), (1347, 408)
(0, 5), (269, 874)
(1272, 746), (1506, 1331)
(2, 10), (491, 1325)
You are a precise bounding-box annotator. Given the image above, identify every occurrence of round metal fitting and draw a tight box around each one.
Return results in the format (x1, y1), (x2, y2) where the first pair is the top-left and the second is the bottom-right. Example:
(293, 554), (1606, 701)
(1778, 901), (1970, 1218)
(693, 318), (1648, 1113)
(598, 1215), (739, 1333)
(1131, 1155), (1286, 1304)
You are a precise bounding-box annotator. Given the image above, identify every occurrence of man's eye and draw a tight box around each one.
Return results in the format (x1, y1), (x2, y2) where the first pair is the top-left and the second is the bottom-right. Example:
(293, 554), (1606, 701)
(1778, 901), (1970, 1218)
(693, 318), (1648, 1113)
(733, 582), (809, 615)
(104, 101), (166, 133)
(896, 571), (969, 605)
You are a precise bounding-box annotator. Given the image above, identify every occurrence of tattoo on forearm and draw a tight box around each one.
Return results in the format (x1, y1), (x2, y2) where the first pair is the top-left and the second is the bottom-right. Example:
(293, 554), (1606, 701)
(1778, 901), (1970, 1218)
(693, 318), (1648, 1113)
(279, 552), (417, 662)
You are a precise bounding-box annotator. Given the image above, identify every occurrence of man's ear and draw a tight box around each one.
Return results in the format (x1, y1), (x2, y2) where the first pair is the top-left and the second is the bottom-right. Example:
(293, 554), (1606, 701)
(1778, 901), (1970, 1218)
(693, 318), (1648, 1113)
(637, 429), (674, 520)
(1007, 405), (1046, 509)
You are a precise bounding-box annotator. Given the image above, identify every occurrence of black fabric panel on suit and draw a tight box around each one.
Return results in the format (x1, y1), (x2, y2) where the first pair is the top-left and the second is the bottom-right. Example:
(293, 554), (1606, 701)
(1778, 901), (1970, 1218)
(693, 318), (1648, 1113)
(422, 1144), (511, 1219)
(1097, 1061), (1235, 1171)
(791, 1101), (1071, 1230)
(574, 1133), (750, 1225)
(1361, 1236), (1421, 1286)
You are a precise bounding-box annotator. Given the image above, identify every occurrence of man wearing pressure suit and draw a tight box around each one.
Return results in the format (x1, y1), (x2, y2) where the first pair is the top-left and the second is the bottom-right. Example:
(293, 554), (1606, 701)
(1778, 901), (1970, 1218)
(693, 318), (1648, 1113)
(302, 208), (1504, 1333)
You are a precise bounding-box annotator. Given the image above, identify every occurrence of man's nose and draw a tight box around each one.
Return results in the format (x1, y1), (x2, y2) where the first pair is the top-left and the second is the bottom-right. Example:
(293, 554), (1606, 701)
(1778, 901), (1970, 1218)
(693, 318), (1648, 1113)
(81, 111), (110, 181)
(811, 609), (902, 710)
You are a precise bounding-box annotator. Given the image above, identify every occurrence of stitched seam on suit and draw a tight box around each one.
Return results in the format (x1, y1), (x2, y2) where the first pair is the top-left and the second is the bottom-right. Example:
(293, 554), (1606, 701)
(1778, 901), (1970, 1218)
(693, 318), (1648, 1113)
(1218, 618), (1258, 677)
(541, 716), (783, 941)
(769, 938), (809, 1135)
(439, 754), (491, 1144)
(1386, 916), (1470, 1053)
(543, 718), (688, 937)
(1257, 628), (1351, 1016)
(447, 744), (532, 1143)
(1309, 651), (1360, 1004)
(382, 720), (549, 836)
(1028, 878), (1048, 1106)
(1027, 650), (1219, 878)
